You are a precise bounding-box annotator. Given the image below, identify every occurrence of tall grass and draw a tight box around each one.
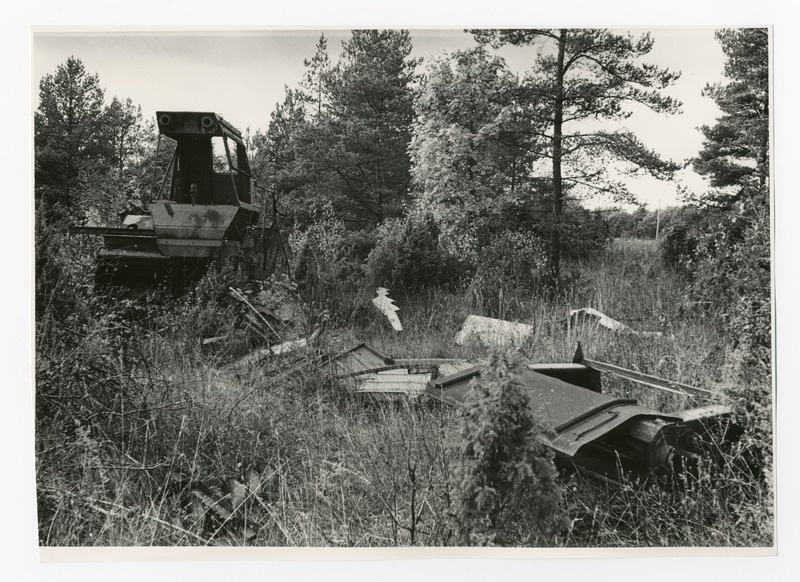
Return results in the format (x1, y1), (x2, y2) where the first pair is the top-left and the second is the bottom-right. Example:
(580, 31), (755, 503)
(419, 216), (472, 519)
(35, 238), (773, 547)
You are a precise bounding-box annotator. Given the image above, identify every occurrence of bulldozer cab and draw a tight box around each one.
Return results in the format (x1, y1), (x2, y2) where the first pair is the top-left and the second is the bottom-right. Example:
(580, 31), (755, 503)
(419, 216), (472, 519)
(72, 110), (290, 296)
(156, 111), (252, 206)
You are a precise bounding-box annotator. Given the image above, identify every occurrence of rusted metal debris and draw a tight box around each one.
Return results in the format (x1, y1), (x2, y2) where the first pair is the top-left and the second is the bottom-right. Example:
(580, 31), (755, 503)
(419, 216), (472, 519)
(352, 369), (433, 397)
(329, 344), (462, 398)
(569, 307), (663, 338)
(575, 356), (713, 398)
(331, 341), (733, 482)
(227, 326), (323, 370)
(454, 315), (534, 347)
(331, 343), (393, 376)
(426, 362), (728, 480)
(229, 286), (283, 341)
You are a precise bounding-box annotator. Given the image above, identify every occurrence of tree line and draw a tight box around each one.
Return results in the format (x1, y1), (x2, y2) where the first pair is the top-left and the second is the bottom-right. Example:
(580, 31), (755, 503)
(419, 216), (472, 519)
(248, 29), (682, 284)
(35, 57), (163, 224)
(35, 28), (768, 295)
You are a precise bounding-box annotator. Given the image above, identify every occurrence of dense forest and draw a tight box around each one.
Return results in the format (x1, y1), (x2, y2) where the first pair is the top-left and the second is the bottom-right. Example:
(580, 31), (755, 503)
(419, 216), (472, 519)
(34, 28), (771, 547)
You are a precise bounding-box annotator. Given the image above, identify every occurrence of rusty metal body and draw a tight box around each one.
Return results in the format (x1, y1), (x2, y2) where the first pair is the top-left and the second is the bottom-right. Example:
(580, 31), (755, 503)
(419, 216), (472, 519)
(331, 343), (734, 482)
(426, 363), (729, 480)
(73, 111), (287, 293)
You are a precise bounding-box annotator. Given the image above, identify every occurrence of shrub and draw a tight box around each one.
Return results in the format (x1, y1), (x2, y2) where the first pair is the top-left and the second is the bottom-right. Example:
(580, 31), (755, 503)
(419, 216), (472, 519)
(469, 229), (547, 316)
(548, 206), (611, 261)
(291, 214), (371, 323)
(718, 195), (772, 477)
(366, 212), (465, 293)
(660, 190), (772, 480)
(35, 207), (99, 352)
(659, 205), (718, 275)
(451, 350), (565, 546)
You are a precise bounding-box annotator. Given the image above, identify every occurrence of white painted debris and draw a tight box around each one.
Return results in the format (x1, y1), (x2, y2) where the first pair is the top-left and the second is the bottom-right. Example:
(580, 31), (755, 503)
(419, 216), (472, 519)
(372, 287), (403, 331)
(270, 338), (308, 356)
(227, 326), (323, 369)
(352, 369), (432, 397)
(437, 360), (480, 377)
(569, 307), (628, 332)
(569, 307), (662, 337)
(454, 315), (534, 347)
(270, 326), (323, 356)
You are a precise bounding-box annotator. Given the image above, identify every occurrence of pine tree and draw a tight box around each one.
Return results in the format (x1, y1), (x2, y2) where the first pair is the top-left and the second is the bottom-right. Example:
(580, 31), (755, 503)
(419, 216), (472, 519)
(35, 56), (108, 219)
(104, 96), (147, 177)
(471, 29), (681, 285)
(311, 30), (418, 226)
(686, 29), (771, 473)
(251, 88), (309, 221)
(299, 33), (332, 117)
(693, 28), (769, 192)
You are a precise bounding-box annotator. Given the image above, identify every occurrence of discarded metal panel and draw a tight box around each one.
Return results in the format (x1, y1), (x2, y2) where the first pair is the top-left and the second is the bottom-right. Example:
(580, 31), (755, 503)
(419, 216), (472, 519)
(329, 341), (731, 479)
(391, 358), (477, 378)
(570, 307), (628, 332)
(393, 357), (465, 365)
(330, 343), (393, 377)
(437, 360), (481, 378)
(271, 326), (322, 356)
(426, 360), (731, 480)
(330, 344), (477, 397)
(351, 369), (433, 398)
(372, 288), (403, 331)
(454, 315), (533, 347)
(270, 337), (309, 356)
(671, 404), (732, 424)
(579, 356), (713, 398)
(226, 326), (322, 369)
(427, 366), (649, 457)
(527, 362), (602, 393)
(569, 307), (662, 337)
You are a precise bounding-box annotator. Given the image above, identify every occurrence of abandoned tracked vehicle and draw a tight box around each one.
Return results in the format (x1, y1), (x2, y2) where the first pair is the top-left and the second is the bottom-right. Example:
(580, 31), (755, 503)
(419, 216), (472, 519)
(73, 111), (287, 294)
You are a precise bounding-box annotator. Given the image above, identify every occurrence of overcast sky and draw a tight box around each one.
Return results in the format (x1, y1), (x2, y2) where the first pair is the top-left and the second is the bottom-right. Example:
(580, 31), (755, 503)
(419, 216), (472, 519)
(33, 28), (729, 209)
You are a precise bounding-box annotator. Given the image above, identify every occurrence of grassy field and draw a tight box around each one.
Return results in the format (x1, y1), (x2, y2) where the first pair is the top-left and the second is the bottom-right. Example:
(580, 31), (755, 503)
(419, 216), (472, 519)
(34, 238), (774, 547)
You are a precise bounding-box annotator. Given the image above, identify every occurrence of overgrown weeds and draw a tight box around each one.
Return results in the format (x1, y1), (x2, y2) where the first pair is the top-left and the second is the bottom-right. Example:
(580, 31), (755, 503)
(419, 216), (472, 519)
(35, 238), (773, 547)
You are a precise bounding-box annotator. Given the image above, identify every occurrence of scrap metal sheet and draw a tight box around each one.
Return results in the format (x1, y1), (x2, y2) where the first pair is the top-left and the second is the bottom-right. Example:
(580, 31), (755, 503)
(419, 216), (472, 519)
(352, 369), (432, 397)
(437, 360), (480, 378)
(331, 343), (392, 377)
(426, 366), (681, 456)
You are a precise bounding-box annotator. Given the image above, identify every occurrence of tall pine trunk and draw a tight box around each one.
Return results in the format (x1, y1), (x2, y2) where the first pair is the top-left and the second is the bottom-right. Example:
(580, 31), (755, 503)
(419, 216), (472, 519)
(548, 29), (567, 287)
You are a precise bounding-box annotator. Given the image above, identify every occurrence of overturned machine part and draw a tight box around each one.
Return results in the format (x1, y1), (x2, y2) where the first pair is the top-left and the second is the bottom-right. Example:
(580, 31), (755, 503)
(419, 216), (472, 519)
(72, 111), (289, 295)
(425, 357), (733, 482)
(327, 340), (734, 482)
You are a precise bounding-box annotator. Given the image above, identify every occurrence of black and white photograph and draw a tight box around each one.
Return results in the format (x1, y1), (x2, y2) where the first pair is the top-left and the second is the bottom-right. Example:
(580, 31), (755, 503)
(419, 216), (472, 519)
(13, 2), (791, 571)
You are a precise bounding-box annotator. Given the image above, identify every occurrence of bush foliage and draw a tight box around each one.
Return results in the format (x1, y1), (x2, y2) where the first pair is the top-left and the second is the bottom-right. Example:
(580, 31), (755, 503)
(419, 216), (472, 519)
(451, 350), (565, 546)
(366, 212), (465, 293)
